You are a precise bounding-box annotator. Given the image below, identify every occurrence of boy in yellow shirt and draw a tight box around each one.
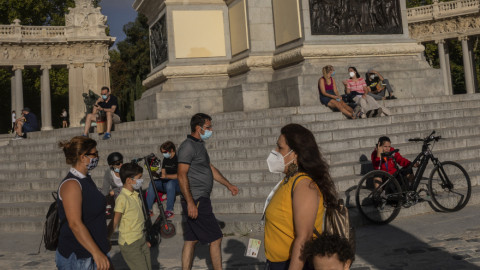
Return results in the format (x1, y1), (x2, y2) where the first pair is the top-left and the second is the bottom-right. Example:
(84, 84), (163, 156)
(110, 162), (151, 270)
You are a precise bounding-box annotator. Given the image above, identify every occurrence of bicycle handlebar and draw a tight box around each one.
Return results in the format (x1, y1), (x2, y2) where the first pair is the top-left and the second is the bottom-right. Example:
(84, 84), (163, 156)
(381, 149), (400, 158)
(408, 130), (442, 144)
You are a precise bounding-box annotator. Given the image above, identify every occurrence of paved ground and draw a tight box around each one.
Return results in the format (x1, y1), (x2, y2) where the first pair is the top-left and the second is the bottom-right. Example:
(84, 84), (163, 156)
(1, 202), (480, 269)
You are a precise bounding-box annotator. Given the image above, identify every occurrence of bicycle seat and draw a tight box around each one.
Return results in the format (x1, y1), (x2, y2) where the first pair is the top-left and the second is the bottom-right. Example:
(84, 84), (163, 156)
(381, 149), (399, 158)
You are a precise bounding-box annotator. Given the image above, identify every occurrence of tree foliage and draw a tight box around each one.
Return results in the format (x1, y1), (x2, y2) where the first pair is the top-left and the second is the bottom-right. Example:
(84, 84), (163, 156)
(110, 13), (150, 122)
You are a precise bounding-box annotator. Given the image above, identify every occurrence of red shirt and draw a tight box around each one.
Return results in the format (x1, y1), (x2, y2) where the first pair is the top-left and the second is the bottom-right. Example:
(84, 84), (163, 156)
(371, 147), (411, 175)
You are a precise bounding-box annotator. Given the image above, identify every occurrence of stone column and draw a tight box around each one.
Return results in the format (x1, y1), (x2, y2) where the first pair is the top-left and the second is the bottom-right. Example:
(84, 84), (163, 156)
(11, 74), (16, 115)
(436, 40), (449, 95)
(468, 39), (478, 93)
(40, 65), (53, 131)
(460, 36), (474, 94)
(444, 41), (453, 95)
(68, 63), (85, 127)
(12, 65), (24, 114)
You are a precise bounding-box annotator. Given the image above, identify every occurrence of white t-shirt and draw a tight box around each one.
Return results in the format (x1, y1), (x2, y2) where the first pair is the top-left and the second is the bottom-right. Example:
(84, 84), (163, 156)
(12, 113), (15, 123)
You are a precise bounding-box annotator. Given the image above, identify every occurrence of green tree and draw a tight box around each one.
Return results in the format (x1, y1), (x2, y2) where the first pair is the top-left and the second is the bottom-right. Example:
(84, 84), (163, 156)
(110, 13), (150, 122)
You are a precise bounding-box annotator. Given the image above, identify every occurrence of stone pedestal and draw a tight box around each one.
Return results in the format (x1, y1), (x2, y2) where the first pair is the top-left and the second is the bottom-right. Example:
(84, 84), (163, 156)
(134, 0), (445, 120)
(134, 0), (231, 121)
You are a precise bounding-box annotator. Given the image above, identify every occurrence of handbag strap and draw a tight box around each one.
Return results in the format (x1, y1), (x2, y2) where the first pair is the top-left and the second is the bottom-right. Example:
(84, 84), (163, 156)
(290, 174), (322, 238)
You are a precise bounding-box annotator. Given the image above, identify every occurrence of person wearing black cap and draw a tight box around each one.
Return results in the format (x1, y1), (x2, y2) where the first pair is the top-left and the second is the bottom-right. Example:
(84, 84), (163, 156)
(13, 107), (38, 139)
(365, 69), (397, 100)
(102, 152), (124, 198)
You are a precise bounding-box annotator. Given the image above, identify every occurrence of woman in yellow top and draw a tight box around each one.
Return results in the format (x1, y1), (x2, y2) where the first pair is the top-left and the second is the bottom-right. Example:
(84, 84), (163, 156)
(264, 123), (339, 270)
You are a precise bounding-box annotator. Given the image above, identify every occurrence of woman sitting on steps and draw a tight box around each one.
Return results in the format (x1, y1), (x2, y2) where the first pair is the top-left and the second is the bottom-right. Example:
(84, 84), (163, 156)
(318, 65), (356, 119)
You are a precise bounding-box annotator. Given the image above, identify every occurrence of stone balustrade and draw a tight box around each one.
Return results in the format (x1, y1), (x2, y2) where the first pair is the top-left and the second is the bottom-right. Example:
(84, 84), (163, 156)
(0, 25), (65, 40)
(408, 0), (479, 23)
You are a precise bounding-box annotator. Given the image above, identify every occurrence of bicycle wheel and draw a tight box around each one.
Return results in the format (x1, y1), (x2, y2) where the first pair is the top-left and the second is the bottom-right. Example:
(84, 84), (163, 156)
(428, 161), (471, 212)
(355, 170), (403, 224)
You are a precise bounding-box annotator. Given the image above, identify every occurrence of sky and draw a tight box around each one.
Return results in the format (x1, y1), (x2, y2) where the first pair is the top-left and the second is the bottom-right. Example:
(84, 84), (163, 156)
(98, 0), (137, 47)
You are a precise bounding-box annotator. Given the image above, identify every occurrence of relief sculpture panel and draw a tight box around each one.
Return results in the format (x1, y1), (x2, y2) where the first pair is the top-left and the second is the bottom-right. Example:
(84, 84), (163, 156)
(150, 15), (168, 69)
(309, 0), (403, 35)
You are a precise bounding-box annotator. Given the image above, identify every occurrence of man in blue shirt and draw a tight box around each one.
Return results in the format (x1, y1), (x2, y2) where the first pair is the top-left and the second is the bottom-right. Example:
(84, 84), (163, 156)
(83, 86), (121, 140)
(13, 107), (38, 139)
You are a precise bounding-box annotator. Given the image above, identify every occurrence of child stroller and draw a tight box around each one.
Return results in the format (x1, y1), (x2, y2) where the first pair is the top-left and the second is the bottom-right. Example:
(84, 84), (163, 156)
(132, 153), (176, 247)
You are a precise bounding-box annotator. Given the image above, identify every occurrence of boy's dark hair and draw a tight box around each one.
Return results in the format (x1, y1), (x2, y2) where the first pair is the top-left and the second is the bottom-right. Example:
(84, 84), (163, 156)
(101, 86), (110, 92)
(301, 233), (355, 265)
(160, 141), (176, 153)
(119, 162), (143, 184)
(190, 113), (212, 133)
(378, 136), (391, 146)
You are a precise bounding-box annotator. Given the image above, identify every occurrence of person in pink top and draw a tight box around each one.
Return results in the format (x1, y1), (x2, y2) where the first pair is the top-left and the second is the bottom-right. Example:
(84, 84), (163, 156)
(318, 65), (355, 119)
(343, 67), (386, 118)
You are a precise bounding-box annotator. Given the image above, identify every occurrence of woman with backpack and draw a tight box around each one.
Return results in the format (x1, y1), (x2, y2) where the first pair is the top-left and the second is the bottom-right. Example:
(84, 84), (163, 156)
(263, 124), (339, 269)
(56, 136), (111, 270)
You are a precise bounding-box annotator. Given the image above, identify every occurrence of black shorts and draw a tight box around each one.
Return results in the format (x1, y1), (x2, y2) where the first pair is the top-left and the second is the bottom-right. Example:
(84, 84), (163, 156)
(181, 197), (222, 244)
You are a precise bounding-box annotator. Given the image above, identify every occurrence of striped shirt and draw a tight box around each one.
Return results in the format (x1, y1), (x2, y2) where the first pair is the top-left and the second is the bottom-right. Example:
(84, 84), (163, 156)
(346, 78), (367, 94)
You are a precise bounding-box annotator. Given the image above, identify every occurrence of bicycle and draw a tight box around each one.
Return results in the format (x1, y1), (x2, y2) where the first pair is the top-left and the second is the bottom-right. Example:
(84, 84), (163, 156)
(355, 131), (471, 224)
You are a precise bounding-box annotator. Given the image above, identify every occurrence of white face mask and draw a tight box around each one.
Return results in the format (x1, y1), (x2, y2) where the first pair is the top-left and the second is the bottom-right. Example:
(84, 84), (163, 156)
(349, 71), (356, 78)
(370, 74), (375, 80)
(266, 150), (293, 174)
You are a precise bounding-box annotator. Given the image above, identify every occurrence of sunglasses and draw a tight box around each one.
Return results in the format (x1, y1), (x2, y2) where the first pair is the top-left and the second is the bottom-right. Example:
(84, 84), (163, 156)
(112, 161), (123, 166)
(85, 151), (99, 158)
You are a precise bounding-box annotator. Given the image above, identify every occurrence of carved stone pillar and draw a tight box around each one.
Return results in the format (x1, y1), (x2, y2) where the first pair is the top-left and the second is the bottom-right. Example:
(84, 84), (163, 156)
(12, 65), (24, 114)
(40, 65), (53, 131)
(444, 41), (453, 95)
(436, 40), (449, 95)
(468, 39), (478, 93)
(460, 36), (474, 94)
(68, 63), (85, 127)
(11, 74), (16, 116)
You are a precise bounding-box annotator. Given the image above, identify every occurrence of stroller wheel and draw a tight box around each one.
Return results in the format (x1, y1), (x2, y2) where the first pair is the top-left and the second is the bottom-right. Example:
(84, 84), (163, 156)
(160, 221), (176, 238)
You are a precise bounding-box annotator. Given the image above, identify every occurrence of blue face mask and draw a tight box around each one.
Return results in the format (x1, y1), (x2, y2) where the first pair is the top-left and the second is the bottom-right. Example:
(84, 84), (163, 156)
(331, 71), (336, 76)
(163, 153), (171, 159)
(102, 95), (108, 100)
(200, 128), (213, 141)
(132, 178), (144, 190)
(113, 167), (120, 173)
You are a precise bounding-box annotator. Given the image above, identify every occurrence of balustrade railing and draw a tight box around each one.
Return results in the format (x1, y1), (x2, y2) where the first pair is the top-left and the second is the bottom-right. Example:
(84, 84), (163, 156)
(0, 25), (65, 40)
(408, 0), (480, 23)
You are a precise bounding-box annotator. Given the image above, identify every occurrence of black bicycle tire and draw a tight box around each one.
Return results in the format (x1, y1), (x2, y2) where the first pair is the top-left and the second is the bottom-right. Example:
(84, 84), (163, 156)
(428, 161), (471, 212)
(355, 170), (402, 224)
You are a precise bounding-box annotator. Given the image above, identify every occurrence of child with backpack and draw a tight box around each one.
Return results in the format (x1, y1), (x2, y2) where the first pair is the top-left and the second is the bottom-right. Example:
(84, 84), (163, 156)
(109, 162), (151, 270)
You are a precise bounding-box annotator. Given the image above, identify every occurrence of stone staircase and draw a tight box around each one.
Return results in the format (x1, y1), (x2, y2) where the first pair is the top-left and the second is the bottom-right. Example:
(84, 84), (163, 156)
(1, 94), (480, 235)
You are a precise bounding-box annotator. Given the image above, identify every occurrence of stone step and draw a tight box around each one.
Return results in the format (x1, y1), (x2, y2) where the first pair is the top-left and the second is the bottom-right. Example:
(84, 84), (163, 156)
(2, 184), (480, 233)
(8, 96), (480, 149)
(0, 142), (477, 185)
(4, 107), (480, 159)
(2, 115), (480, 167)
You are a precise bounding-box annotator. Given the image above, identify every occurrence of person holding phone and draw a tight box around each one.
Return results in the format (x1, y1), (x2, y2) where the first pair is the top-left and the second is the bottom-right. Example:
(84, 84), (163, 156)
(371, 136), (416, 189)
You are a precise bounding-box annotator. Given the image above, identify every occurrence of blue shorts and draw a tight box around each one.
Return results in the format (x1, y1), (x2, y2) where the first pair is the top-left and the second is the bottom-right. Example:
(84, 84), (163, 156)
(22, 123), (36, 133)
(181, 197), (222, 244)
(55, 250), (111, 270)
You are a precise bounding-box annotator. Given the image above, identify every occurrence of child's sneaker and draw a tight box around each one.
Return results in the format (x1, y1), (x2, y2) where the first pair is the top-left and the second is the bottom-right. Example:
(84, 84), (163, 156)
(102, 132), (111, 140)
(164, 210), (175, 219)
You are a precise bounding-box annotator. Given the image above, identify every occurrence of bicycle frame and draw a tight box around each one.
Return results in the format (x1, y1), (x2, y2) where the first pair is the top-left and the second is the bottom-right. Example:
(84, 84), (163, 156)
(389, 136), (451, 196)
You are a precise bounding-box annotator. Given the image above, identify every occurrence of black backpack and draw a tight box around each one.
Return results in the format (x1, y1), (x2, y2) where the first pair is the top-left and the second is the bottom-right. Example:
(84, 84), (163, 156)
(37, 192), (66, 252)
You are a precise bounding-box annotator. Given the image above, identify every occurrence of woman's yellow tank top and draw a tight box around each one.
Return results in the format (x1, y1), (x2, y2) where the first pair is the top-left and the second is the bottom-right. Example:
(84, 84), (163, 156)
(264, 172), (325, 262)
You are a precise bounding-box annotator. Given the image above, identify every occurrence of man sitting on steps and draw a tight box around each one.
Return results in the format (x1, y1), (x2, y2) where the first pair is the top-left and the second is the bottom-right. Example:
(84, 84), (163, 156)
(83, 86), (121, 140)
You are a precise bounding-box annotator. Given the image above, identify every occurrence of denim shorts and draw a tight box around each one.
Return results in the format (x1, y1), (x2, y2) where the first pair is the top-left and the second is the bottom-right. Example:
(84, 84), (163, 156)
(55, 250), (110, 270)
